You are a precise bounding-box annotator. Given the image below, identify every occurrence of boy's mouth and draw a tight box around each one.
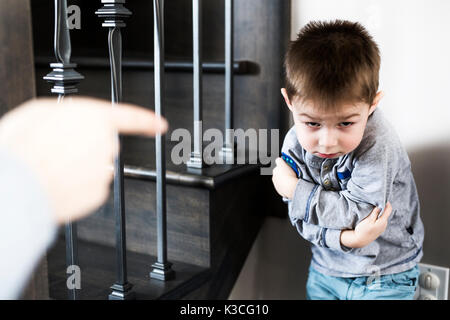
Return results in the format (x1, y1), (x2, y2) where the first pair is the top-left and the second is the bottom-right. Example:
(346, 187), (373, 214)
(316, 152), (340, 159)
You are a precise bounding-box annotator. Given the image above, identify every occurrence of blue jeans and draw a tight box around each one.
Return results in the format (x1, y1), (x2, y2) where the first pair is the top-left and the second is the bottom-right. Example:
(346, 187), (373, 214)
(306, 264), (419, 300)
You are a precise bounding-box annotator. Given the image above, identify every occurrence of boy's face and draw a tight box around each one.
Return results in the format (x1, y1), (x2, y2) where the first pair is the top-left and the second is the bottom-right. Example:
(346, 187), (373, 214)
(281, 89), (383, 159)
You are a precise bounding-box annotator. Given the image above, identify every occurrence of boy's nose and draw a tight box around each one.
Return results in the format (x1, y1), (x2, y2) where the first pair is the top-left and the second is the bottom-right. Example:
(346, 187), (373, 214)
(318, 129), (338, 149)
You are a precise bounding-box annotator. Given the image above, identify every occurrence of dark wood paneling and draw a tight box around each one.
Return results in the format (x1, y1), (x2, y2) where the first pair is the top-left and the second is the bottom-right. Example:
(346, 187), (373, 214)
(31, 0), (226, 61)
(234, 0), (292, 137)
(0, 0), (36, 116)
(76, 178), (211, 267)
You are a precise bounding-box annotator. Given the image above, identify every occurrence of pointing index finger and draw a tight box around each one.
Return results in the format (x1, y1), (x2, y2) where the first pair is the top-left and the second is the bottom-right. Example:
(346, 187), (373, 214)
(110, 103), (168, 136)
(30, 97), (169, 137)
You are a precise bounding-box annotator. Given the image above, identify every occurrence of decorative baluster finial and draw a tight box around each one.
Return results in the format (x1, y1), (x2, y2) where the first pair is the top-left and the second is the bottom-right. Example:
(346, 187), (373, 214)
(44, 0), (84, 97)
(96, 0), (135, 300)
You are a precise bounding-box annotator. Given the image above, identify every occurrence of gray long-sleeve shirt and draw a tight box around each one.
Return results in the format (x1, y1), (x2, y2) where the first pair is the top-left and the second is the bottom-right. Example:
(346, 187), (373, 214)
(281, 108), (424, 277)
(0, 148), (57, 299)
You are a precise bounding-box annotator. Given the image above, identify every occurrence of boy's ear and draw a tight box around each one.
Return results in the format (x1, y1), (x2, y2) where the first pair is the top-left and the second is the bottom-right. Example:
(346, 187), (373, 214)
(281, 88), (294, 112)
(369, 91), (384, 115)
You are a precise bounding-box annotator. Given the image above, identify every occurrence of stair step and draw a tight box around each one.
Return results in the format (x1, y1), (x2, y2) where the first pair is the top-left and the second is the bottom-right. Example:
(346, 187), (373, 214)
(124, 136), (264, 187)
(47, 235), (210, 300)
(124, 162), (261, 190)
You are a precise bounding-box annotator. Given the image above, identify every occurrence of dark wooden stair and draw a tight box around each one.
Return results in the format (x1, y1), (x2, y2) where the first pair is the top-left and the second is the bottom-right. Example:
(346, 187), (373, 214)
(47, 235), (210, 300)
(46, 142), (277, 299)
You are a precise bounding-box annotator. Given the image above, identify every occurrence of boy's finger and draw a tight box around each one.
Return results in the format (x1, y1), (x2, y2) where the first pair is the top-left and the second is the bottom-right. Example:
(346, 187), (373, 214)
(380, 202), (393, 221)
(110, 104), (168, 136)
(275, 157), (283, 166)
(371, 207), (380, 221)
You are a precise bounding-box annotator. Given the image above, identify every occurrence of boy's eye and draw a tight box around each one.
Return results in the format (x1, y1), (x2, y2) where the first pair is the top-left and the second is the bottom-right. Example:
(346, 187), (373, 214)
(339, 122), (353, 127)
(306, 122), (320, 128)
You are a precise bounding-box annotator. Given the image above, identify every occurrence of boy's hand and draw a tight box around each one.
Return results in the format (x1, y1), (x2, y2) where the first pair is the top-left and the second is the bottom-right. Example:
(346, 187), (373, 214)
(340, 202), (392, 248)
(272, 157), (299, 199)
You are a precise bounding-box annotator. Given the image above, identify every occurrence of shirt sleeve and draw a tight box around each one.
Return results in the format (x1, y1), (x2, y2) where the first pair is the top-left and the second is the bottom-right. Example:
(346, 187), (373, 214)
(285, 198), (351, 253)
(0, 148), (57, 299)
(290, 137), (399, 230)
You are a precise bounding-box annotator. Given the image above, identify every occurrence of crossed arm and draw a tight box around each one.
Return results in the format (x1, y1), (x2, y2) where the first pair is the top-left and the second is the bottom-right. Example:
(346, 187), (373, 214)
(272, 157), (392, 250)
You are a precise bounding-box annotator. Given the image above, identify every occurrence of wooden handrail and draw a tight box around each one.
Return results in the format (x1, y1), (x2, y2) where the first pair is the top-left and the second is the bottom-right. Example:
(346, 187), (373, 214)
(35, 56), (254, 74)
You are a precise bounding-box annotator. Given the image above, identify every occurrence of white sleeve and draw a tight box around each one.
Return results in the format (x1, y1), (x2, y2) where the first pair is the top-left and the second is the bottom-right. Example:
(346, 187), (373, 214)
(0, 148), (57, 299)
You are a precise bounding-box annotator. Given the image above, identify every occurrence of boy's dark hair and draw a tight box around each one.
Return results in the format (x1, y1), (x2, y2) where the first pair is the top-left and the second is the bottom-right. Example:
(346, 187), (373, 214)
(285, 20), (380, 111)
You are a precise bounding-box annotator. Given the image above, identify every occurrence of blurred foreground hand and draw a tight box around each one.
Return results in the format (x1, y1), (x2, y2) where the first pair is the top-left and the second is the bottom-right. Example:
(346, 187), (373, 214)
(0, 97), (168, 224)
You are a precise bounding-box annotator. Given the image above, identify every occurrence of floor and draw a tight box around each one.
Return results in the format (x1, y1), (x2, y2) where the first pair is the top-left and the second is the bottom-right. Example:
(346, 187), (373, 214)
(228, 216), (312, 300)
(46, 235), (209, 300)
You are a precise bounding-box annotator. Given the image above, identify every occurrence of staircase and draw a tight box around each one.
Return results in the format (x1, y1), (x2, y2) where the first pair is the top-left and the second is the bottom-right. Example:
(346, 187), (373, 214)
(31, 0), (290, 299)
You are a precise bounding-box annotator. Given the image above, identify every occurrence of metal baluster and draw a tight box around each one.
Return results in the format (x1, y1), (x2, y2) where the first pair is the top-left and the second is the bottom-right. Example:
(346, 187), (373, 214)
(187, 0), (204, 169)
(150, 0), (175, 281)
(43, 0), (84, 301)
(96, 0), (135, 300)
(222, 0), (234, 162)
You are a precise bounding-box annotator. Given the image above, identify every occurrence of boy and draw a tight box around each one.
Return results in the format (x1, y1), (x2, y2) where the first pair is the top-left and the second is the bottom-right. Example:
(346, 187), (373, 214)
(272, 20), (424, 300)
